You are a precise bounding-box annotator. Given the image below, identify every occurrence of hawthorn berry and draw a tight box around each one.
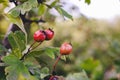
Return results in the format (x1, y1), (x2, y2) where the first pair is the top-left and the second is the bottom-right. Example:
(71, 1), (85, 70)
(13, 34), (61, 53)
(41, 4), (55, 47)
(43, 75), (58, 80)
(49, 76), (59, 80)
(33, 30), (46, 42)
(44, 28), (54, 40)
(60, 42), (72, 55)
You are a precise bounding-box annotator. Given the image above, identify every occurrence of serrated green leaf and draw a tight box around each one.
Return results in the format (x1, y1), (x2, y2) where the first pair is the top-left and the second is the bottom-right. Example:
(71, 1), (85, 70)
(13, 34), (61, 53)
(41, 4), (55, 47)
(38, 4), (46, 16)
(21, 1), (32, 14)
(24, 59), (41, 79)
(8, 31), (26, 52)
(14, 31), (26, 51)
(55, 6), (73, 20)
(8, 6), (21, 18)
(29, 0), (38, 8)
(7, 31), (26, 58)
(2, 54), (37, 80)
(4, 14), (27, 43)
(8, 0), (38, 15)
(20, 0), (38, 14)
(85, 0), (91, 5)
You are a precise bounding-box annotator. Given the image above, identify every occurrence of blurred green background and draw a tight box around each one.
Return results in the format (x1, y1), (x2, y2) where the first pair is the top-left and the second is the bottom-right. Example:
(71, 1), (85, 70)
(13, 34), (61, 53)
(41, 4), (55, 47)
(1, 1), (120, 80)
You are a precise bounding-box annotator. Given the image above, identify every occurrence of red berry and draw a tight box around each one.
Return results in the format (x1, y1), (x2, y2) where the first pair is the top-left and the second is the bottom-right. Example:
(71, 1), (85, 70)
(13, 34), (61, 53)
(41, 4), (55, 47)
(60, 42), (72, 55)
(49, 76), (58, 80)
(33, 30), (46, 42)
(44, 28), (54, 40)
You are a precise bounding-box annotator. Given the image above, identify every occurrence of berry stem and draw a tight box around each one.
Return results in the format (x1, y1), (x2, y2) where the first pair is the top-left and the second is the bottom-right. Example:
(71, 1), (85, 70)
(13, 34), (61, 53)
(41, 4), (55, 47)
(20, 41), (41, 60)
(52, 54), (62, 74)
(30, 42), (42, 50)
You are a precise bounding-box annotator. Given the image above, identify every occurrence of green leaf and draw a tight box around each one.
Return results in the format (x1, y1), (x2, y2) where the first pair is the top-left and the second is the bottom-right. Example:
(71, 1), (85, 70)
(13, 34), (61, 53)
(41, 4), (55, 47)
(8, 0), (38, 16)
(41, 67), (49, 74)
(66, 70), (89, 80)
(38, 4), (46, 16)
(0, 44), (8, 55)
(28, 47), (59, 59)
(40, 67), (49, 79)
(7, 31), (26, 58)
(8, 31), (26, 52)
(55, 6), (73, 20)
(20, 1), (32, 14)
(2, 54), (37, 80)
(44, 47), (56, 59)
(80, 58), (100, 73)
(4, 14), (27, 43)
(8, 6), (21, 18)
(24, 59), (41, 79)
(50, 0), (59, 7)
(85, 0), (91, 5)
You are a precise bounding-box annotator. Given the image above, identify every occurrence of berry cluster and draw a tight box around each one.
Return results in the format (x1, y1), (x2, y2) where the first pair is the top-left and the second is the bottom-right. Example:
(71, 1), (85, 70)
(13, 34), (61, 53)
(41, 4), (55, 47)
(33, 28), (54, 42)
(33, 29), (73, 80)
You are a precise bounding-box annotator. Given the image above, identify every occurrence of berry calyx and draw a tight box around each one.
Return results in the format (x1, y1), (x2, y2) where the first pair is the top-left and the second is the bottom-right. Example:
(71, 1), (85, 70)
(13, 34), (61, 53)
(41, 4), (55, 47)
(60, 42), (72, 55)
(44, 28), (54, 40)
(33, 30), (46, 42)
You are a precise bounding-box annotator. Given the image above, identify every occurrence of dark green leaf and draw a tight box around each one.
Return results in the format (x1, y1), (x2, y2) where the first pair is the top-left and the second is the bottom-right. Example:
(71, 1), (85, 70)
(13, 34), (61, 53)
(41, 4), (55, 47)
(24, 60), (41, 79)
(2, 55), (30, 80)
(7, 31), (26, 58)
(85, 0), (91, 5)
(0, 44), (8, 55)
(55, 6), (73, 20)
(8, 31), (26, 52)
(2, 54), (37, 80)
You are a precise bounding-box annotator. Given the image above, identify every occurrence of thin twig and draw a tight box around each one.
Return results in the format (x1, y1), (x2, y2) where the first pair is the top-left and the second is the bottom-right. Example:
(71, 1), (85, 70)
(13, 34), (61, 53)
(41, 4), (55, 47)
(30, 42), (42, 51)
(52, 54), (62, 74)
(20, 42), (42, 60)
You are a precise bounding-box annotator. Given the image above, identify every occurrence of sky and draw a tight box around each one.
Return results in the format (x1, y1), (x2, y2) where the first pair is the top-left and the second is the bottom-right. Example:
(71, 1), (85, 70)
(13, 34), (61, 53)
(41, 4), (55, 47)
(69, 0), (120, 20)
(5, 0), (120, 20)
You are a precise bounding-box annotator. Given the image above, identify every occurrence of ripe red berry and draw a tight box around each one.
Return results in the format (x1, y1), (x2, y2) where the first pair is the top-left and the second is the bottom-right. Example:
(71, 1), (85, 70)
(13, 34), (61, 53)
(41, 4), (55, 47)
(33, 30), (46, 42)
(44, 28), (54, 40)
(60, 42), (72, 55)
(49, 76), (58, 80)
